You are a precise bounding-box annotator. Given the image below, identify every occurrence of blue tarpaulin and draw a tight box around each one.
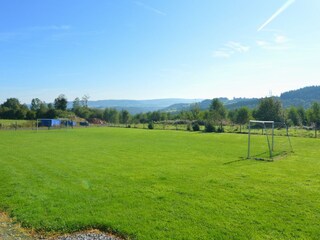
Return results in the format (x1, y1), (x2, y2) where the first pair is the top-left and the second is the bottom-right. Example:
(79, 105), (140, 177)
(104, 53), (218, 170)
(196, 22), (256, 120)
(65, 120), (76, 126)
(40, 119), (61, 127)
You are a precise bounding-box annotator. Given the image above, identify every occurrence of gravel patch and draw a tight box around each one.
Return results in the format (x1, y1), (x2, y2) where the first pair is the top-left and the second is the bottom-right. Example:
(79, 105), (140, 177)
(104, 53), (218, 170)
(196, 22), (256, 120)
(55, 232), (122, 240)
(0, 212), (33, 240)
(1, 212), (125, 240)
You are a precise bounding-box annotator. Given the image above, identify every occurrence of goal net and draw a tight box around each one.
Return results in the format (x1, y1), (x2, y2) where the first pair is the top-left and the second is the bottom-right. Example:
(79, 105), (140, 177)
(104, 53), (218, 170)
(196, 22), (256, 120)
(247, 120), (293, 160)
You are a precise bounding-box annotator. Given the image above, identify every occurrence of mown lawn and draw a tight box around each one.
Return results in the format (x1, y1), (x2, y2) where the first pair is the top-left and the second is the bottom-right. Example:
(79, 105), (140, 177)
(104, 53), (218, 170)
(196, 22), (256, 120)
(0, 127), (319, 239)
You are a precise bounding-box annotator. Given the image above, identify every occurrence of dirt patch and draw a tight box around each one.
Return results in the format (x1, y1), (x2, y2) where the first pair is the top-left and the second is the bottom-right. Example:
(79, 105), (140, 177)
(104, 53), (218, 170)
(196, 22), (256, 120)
(0, 212), (33, 239)
(0, 212), (125, 240)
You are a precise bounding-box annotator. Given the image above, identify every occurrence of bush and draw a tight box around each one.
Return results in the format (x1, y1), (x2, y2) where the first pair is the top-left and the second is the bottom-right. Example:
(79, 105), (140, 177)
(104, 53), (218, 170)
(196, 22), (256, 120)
(192, 122), (200, 131)
(217, 126), (224, 133)
(148, 121), (154, 129)
(205, 122), (216, 132)
(187, 123), (192, 131)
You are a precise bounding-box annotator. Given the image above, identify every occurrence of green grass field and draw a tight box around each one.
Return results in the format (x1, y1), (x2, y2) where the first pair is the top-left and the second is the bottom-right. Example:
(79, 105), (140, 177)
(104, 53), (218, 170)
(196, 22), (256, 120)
(0, 128), (319, 239)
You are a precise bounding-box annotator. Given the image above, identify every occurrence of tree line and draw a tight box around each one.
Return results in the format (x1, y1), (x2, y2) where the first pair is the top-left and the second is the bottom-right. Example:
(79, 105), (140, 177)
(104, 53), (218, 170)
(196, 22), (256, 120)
(0, 95), (319, 134)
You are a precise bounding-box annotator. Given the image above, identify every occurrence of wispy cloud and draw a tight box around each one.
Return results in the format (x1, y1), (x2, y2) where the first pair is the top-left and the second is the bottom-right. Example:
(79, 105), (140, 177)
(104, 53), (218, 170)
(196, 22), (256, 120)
(213, 41), (249, 58)
(256, 40), (269, 47)
(258, 0), (295, 31)
(134, 1), (167, 16)
(213, 50), (233, 58)
(274, 34), (289, 44)
(256, 34), (292, 50)
(225, 41), (250, 53)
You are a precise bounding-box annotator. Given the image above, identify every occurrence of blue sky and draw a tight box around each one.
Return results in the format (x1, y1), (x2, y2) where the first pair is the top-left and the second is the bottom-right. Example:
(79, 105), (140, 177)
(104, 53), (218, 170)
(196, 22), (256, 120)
(0, 0), (319, 104)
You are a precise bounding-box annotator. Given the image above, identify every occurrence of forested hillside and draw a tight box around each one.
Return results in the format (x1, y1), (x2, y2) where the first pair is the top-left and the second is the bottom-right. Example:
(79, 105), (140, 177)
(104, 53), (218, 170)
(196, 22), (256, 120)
(162, 86), (320, 112)
(280, 86), (320, 108)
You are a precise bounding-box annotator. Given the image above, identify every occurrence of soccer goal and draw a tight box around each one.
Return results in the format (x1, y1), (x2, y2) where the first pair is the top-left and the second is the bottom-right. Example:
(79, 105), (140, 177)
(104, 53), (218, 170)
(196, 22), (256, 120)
(247, 120), (293, 160)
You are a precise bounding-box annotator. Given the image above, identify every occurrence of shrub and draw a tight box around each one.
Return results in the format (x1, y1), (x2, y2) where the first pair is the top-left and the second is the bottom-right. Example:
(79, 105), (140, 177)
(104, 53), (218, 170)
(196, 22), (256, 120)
(192, 122), (200, 131)
(148, 121), (154, 129)
(205, 122), (216, 132)
(217, 126), (224, 133)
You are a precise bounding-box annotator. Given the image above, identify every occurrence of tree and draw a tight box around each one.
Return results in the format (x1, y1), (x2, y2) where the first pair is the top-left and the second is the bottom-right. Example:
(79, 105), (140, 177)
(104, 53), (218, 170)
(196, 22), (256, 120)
(103, 108), (119, 124)
(72, 97), (81, 111)
(209, 98), (227, 129)
(26, 110), (36, 120)
(150, 111), (161, 122)
(254, 97), (283, 122)
(81, 95), (90, 108)
(307, 102), (320, 138)
(119, 110), (131, 125)
(2, 98), (21, 110)
(45, 109), (58, 119)
(0, 98), (27, 119)
(31, 98), (42, 111)
(287, 107), (301, 126)
(227, 109), (237, 125)
(190, 103), (201, 120)
(54, 94), (68, 111)
(297, 107), (307, 125)
(36, 102), (48, 118)
(235, 107), (250, 132)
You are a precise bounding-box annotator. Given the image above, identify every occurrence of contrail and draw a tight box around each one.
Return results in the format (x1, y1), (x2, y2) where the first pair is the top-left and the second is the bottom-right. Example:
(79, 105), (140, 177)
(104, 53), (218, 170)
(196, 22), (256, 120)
(258, 0), (295, 31)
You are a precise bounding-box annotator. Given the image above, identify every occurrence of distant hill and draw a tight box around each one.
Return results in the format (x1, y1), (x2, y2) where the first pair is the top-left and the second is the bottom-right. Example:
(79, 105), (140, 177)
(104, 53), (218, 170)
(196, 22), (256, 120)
(162, 98), (260, 112)
(64, 86), (319, 114)
(161, 86), (320, 112)
(224, 98), (260, 110)
(67, 98), (203, 114)
(280, 86), (320, 108)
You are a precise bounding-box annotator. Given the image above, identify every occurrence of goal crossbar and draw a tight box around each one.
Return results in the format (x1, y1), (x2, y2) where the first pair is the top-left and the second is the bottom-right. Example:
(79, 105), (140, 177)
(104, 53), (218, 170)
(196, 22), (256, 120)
(249, 120), (275, 124)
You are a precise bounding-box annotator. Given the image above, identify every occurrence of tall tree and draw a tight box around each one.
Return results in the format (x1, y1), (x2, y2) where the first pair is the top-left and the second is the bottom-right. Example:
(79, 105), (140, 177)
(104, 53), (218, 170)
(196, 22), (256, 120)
(54, 94), (68, 111)
(235, 107), (250, 132)
(307, 102), (320, 138)
(209, 98), (227, 128)
(103, 108), (119, 124)
(190, 103), (201, 120)
(2, 98), (21, 110)
(297, 106), (307, 125)
(287, 106), (301, 126)
(254, 97), (283, 122)
(228, 109), (237, 125)
(36, 102), (48, 118)
(31, 98), (42, 111)
(81, 95), (90, 108)
(119, 110), (131, 125)
(0, 98), (27, 119)
(72, 97), (81, 111)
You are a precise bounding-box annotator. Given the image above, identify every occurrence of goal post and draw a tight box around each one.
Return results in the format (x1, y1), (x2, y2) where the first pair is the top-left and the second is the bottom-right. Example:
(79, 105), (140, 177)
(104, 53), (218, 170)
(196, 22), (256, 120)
(247, 120), (274, 159)
(247, 120), (293, 160)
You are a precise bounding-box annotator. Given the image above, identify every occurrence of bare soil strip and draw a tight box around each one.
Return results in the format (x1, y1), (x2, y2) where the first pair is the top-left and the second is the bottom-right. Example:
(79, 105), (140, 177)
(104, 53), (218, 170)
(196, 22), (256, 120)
(0, 212), (124, 240)
(0, 212), (33, 240)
